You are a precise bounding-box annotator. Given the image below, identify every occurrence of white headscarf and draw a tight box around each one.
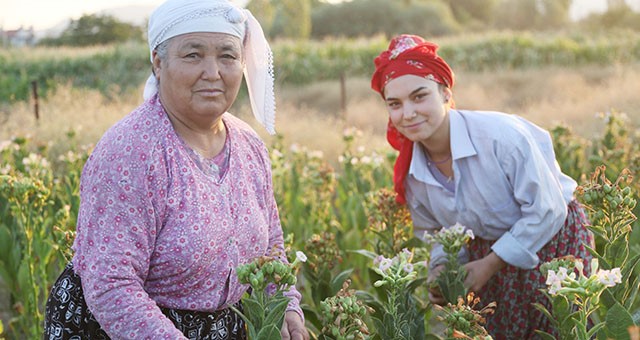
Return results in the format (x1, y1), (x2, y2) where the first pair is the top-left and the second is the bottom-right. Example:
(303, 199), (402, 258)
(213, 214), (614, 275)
(144, 0), (276, 134)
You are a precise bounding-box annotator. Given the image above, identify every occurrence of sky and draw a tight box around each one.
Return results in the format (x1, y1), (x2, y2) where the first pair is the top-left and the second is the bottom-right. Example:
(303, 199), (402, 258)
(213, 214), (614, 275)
(1, 0), (639, 32)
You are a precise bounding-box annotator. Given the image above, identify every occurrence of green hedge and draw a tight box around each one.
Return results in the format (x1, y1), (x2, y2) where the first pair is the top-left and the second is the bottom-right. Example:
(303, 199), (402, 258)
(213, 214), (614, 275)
(2, 31), (639, 104)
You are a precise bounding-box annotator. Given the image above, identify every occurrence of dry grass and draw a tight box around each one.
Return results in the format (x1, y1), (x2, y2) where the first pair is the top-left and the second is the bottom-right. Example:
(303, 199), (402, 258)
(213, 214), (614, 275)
(2, 64), (639, 163)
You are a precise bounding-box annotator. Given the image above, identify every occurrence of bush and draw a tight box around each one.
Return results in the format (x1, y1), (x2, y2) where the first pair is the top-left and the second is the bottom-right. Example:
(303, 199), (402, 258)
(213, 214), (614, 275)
(310, 0), (459, 39)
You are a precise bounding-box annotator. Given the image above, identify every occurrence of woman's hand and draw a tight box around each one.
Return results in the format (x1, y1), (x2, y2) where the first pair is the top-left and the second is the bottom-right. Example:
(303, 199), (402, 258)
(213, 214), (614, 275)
(463, 252), (506, 293)
(281, 311), (309, 340)
(426, 264), (446, 305)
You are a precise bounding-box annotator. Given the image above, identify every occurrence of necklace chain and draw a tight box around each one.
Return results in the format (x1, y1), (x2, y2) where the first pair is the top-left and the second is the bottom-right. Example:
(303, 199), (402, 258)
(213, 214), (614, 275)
(427, 153), (451, 165)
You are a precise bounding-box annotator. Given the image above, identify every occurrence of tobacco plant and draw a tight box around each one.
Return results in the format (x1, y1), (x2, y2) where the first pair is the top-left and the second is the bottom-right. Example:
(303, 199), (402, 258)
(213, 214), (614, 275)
(318, 279), (372, 340)
(534, 257), (623, 340)
(423, 223), (475, 305)
(233, 250), (307, 340)
(434, 292), (495, 340)
(574, 165), (639, 339)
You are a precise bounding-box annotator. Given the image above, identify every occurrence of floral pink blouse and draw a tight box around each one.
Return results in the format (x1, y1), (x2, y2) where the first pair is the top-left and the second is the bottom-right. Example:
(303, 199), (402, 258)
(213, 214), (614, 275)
(71, 95), (301, 339)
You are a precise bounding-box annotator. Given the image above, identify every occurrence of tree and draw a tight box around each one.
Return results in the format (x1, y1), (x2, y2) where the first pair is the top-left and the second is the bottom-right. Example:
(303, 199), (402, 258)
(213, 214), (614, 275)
(281, 0), (312, 39)
(579, 3), (640, 31)
(246, 0), (276, 35)
(534, 0), (571, 29)
(249, 0), (312, 40)
(39, 14), (143, 46)
(493, 0), (570, 31)
(443, 0), (499, 26)
(310, 0), (459, 39)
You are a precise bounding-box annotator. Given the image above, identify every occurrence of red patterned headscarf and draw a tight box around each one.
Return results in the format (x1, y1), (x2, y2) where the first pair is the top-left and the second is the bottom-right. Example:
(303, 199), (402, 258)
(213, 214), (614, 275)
(371, 34), (455, 204)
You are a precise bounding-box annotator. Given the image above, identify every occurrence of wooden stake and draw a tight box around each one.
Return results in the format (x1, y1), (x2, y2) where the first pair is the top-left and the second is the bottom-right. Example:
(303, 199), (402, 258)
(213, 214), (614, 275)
(31, 80), (39, 121)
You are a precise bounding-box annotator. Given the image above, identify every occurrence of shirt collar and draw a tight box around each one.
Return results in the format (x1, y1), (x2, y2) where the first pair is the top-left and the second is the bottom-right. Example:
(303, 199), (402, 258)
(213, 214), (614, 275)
(408, 110), (477, 183)
(450, 109), (477, 160)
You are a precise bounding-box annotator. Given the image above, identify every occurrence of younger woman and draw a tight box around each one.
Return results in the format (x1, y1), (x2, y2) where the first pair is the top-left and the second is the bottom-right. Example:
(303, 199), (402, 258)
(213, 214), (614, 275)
(370, 34), (593, 339)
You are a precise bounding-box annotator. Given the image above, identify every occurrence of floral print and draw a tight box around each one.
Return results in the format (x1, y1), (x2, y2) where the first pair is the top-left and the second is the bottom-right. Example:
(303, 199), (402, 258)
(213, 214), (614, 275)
(46, 94), (300, 338)
(467, 200), (593, 339)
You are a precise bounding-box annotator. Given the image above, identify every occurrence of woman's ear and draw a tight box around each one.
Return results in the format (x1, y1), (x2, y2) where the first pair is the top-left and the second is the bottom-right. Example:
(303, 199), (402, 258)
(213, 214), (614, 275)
(442, 87), (453, 103)
(151, 51), (161, 78)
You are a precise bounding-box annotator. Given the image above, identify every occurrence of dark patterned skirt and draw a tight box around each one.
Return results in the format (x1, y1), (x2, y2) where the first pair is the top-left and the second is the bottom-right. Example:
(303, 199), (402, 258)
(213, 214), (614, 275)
(43, 263), (246, 340)
(467, 200), (594, 340)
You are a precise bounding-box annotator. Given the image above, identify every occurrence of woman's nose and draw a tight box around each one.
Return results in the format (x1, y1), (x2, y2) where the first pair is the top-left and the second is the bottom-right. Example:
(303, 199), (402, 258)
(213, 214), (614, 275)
(403, 106), (416, 119)
(201, 58), (221, 80)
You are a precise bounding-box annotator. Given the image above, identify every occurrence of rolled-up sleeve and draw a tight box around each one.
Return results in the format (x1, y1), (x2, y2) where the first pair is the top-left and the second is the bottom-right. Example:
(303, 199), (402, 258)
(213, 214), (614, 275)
(490, 135), (568, 269)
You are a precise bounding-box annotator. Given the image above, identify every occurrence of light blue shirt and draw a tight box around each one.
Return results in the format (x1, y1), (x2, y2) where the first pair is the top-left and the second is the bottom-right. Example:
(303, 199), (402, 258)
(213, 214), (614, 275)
(407, 109), (576, 269)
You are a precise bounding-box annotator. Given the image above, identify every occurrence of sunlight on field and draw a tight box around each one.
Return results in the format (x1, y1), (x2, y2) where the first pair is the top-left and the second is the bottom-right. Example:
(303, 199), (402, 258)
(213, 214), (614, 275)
(0, 84), (141, 156)
(1, 64), (639, 164)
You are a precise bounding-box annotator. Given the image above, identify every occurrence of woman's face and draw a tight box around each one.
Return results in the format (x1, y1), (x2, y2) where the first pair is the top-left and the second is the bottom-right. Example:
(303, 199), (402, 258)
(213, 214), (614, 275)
(383, 74), (451, 144)
(153, 32), (244, 121)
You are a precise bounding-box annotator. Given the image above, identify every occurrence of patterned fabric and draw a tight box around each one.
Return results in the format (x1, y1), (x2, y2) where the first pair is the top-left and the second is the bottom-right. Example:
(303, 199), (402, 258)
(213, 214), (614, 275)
(467, 200), (593, 340)
(67, 94), (301, 338)
(44, 263), (246, 340)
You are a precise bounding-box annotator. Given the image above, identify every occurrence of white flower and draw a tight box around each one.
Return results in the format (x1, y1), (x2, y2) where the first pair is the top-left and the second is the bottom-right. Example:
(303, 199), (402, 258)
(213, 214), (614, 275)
(401, 248), (412, 257)
(295, 251), (307, 263)
(575, 258), (584, 275)
(556, 267), (569, 281)
(0, 140), (12, 152)
(548, 282), (562, 295)
(372, 155), (384, 166)
(546, 269), (562, 286)
(596, 268), (622, 287)
(465, 229), (475, 240)
(373, 255), (386, 266)
(271, 149), (283, 159)
(378, 258), (393, 272)
(451, 223), (465, 234)
(308, 150), (324, 159)
(403, 263), (414, 274)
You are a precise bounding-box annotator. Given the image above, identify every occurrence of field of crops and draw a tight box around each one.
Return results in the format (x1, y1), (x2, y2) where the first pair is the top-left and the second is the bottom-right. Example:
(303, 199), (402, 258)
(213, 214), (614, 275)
(1, 31), (640, 339)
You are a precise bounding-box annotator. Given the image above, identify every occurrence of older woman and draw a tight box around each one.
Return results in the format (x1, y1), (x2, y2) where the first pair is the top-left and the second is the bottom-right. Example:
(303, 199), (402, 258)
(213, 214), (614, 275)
(43, 0), (308, 339)
(371, 34), (593, 339)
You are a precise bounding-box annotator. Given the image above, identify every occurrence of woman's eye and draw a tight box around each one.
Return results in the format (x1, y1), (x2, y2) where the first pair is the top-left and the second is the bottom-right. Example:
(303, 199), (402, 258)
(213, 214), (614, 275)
(185, 53), (199, 59)
(221, 53), (237, 60)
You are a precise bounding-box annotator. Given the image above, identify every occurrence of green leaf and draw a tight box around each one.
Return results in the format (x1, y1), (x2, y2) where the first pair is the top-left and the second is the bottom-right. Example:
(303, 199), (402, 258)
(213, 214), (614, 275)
(585, 244), (608, 267)
(329, 268), (353, 294)
(600, 287), (617, 310)
(0, 225), (13, 263)
(263, 298), (289, 329)
(607, 232), (630, 268)
(604, 302), (633, 340)
(240, 297), (265, 329)
(626, 271), (640, 309)
(405, 276), (427, 293)
(532, 302), (558, 328)
(255, 324), (282, 340)
(399, 236), (427, 250)
(586, 322), (606, 339)
(349, 249), (379, 260)
(229, 304), (255, 335)
(534, 330), (558, 340)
